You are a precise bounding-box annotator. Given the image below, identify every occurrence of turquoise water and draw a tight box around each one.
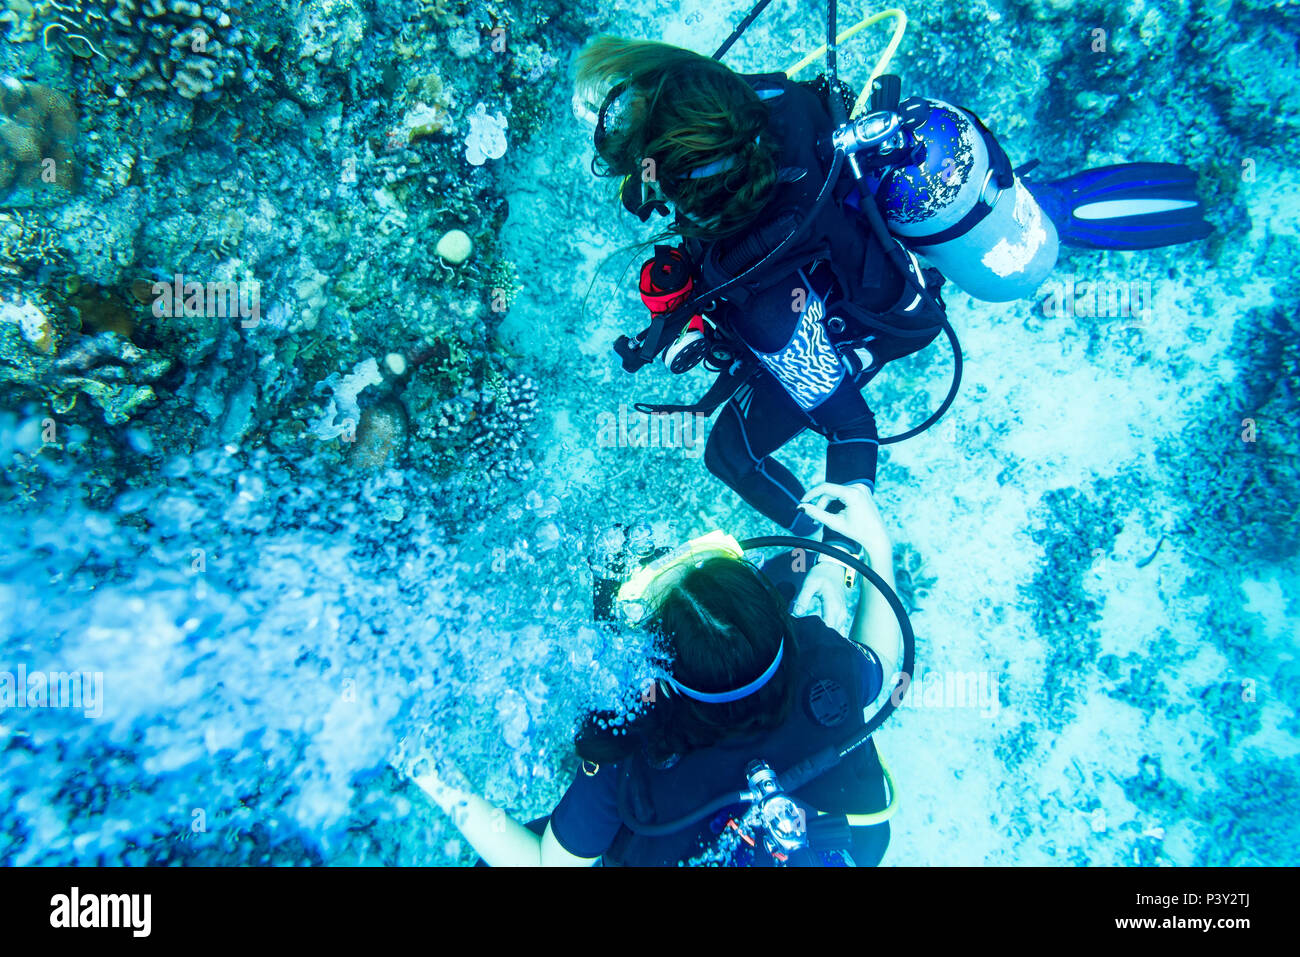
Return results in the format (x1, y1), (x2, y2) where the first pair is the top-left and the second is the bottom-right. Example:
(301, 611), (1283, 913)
(1, 0), (1297, 866)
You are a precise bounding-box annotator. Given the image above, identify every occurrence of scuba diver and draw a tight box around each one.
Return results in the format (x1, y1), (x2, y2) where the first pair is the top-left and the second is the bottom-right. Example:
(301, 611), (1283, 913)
(573, 7), (1212, 571)
(410, 483), (909, 866)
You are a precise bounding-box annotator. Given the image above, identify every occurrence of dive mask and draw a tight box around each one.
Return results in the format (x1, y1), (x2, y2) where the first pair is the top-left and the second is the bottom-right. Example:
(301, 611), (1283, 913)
(615, 530), (785, 705)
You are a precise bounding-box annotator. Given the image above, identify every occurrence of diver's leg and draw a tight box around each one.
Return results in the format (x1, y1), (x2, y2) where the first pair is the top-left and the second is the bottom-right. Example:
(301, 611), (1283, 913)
(704, 373), (818, 536)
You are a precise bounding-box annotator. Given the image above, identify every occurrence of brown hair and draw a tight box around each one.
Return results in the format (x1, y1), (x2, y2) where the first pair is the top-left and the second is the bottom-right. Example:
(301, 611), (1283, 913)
(576, 557), (799, 764)
(574, 35), (781, 242)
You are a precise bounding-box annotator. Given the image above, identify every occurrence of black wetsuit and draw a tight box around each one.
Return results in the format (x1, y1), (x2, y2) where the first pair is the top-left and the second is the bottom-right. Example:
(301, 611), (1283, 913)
(688, 74), (942, 544)
(476, 551), (895, 867)
(553, 551), (892, 867)
(704, 257), (887, 540)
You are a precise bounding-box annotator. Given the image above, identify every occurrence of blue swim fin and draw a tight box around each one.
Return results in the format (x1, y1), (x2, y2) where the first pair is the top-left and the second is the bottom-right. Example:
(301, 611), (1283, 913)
(1023, 162), (1212, 250)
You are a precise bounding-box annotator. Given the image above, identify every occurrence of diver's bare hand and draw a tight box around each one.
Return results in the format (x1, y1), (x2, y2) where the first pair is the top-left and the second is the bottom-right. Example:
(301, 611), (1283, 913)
(792, 560), (852, 635)
(797, 482), (890, 553)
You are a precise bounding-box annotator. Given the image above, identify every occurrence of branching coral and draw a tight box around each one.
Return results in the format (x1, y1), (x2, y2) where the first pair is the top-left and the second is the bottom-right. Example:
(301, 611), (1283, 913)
(405, 348), (538, 484)
(0, 210), (65, 274)
(484, 258), (522, 314)
(38, 0), (251, 101)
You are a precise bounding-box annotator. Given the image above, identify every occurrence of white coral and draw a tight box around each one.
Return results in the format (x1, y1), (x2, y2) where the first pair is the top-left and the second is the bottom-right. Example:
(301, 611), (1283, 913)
(0, 296), (53, 352)
(307, 357), (382, 441)
(464, 103), (507, 166)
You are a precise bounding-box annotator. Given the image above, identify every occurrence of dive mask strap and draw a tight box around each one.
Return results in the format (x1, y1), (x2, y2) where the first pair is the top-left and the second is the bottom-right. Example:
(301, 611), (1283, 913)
(667, 636), (785, 704)
(615, 530), (786, 705)
(615, 530), (745, 619)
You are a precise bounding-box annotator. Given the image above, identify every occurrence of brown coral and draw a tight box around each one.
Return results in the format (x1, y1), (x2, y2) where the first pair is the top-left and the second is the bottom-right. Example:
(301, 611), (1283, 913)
(348, 399), (409, 470)
(0, 120), (41, 162)
(0, 77), (79, 200)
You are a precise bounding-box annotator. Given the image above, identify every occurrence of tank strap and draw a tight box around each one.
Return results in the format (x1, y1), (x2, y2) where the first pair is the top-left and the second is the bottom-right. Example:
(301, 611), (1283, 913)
(633, 358), (759, 416)
(906, 106), (1015, 249)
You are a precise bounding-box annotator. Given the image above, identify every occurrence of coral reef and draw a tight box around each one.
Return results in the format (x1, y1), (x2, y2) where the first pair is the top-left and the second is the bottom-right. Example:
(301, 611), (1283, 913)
(1163, 272), (1300, 569)
(405, 347), (538, 485)
(0, 284), (170, 424)
(0, 1), (44, 43)
(38, 0), (256, 101)
(282, 0), (367, 109)
(0, 0), (1293, 872)
(1024, 479), (1129, 731)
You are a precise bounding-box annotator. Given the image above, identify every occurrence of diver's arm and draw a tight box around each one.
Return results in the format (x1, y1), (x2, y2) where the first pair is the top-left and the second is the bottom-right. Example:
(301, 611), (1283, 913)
(412, 769), (598, 867)
(847, 514), (902, 678)
(798, 482), (903, 676)
(809, 385), (880, 551)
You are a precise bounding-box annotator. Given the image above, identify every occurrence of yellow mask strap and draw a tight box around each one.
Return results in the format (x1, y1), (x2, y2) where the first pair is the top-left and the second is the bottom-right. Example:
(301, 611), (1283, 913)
(616, 530), (745, 621)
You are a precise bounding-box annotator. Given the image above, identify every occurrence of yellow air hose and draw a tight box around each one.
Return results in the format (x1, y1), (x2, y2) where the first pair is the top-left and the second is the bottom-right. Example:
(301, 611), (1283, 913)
(784, 8), (909, 118)
(821, 745), (900, 827)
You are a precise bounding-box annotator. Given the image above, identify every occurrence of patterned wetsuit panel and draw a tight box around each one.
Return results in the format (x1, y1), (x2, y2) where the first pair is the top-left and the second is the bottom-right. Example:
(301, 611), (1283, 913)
(750, 267), (845, 413)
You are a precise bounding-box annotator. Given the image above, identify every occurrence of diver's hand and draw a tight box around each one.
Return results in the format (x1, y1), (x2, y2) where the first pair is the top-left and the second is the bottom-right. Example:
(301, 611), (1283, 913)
(792, 560), (851, 635)
(800, 483), (902, 672)
(410, 757), (473, 812)
(797, 482), (890, 553)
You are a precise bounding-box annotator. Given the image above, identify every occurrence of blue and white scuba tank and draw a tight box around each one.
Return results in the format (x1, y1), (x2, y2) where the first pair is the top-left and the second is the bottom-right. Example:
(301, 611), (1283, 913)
(867, 100), (1059, 302)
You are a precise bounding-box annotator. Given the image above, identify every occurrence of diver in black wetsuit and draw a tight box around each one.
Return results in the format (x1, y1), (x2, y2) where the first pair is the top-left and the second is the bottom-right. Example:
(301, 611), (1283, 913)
(576, 32), (1210, 621)
(410, 483), (904, 866)
(576, 39), (944, 620)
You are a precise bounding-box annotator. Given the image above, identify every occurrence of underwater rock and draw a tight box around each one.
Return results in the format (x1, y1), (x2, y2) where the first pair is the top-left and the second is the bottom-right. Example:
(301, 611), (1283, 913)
(447, 22), (481, 59)
(292, 263), (331, 331)
(0, 285), (170, 425)
(268, 98), (306, 130)
(348, 398), (408, 471)
(0, 0), (41, 42)
(57, 192), (144, 286)
(284, 0), (367, 108)
(67, 276), (137, 338)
